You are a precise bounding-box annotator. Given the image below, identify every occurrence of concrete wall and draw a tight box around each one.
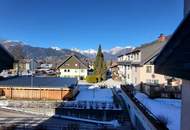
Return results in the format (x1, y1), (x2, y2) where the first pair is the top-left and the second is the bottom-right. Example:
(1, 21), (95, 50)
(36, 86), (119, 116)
(121, 90), (157, 130)
(1, 87), (78, 100)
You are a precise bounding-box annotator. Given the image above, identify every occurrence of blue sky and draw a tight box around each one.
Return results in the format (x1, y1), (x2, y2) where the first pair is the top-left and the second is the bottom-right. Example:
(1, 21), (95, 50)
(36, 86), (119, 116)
(0, 0), (183, 50)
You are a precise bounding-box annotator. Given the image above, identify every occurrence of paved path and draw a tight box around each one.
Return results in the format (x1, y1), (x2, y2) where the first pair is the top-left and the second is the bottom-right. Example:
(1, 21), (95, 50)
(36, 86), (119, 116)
(0, 108), (100, 130)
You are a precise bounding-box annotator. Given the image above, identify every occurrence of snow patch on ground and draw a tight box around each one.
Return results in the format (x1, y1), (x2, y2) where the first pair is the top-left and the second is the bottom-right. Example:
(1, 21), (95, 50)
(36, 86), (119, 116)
(0, 100), (8, 107)
(95, 79), (122, 88)
(76, 86), (113, 102)
(135, 93), (181, 130)
(55, 115), (120, 127)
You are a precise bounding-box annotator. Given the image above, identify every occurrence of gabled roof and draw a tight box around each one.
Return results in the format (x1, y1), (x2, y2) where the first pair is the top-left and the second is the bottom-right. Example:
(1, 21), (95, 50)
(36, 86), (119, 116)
(57, 55), (88, 69)
(117, 48), (134, 57)
(0, 44), (14, 70)
(154, 13), (190, 80)
(117, 38), (168, 66)
(139, 40), (167, 65)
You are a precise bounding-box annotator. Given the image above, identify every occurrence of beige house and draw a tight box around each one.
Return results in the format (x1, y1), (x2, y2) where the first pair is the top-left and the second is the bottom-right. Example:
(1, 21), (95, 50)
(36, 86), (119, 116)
(57, 55), (89, 80)
(118, 35), (168, 88)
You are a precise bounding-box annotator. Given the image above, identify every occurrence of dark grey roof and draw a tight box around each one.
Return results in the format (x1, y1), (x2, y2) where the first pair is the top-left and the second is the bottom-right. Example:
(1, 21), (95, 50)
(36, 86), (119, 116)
(154, 13), (190, 80)
(57, 55), (88, 69)
(117, 39), (167, 66)
(117, 48), (134, 57)
(0, 76), (78, 88)
(137, 40), (167, 65)
(0, 44), (14, 71)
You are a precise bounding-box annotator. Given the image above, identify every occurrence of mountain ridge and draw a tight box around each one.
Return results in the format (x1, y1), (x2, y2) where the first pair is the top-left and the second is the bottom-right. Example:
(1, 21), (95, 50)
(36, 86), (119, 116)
(0, 40), (133, 62)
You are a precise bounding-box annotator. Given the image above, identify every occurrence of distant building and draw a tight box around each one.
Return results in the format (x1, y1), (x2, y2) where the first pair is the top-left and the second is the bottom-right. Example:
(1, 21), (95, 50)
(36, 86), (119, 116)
(57, 55), (89, 80)
(154, 10), (190, 130)
(118, 35), (171, 88)
(16, 59), (38, 75)
(110, 62), (120, 80)
(40, 63), (53, 69)
(0, 44), (14, 72)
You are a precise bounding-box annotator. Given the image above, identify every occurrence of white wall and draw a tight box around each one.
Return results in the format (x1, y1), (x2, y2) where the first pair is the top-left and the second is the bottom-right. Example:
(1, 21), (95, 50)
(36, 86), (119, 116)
(60, 68), (88, 78)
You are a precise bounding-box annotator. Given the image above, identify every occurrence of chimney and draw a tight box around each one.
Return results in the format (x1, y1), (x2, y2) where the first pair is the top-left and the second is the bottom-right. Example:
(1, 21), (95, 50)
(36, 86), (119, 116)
(158, 33), (166, 42)
(184, 0), (190, 16)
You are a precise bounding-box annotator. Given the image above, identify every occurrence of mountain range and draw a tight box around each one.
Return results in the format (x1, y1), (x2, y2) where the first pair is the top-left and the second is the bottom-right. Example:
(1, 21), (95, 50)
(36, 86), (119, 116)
(0, 40), (133, 62)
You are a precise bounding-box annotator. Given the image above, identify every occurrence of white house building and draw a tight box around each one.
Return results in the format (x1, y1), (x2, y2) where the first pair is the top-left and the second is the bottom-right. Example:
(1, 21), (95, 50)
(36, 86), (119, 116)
(57, 55), (89, 80)
(117, 35), (169, 88)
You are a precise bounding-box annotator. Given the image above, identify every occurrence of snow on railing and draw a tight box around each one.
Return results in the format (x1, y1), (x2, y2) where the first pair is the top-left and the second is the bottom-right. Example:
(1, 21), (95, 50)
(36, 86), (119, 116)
(60, 101), (121, 110)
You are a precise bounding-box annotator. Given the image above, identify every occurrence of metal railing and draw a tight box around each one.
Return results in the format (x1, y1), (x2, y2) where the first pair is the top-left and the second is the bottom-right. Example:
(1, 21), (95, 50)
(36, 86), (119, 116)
(121, 85), (169, 130)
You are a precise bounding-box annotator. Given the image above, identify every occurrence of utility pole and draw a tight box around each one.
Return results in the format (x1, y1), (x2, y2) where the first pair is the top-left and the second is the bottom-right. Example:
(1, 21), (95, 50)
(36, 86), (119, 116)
(31, 59), (34, 88)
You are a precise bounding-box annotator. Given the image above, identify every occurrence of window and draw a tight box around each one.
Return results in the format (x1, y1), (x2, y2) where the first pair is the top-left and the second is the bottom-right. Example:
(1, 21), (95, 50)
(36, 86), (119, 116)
(136, 53), (139, 60)
(135, 53), (137, 60)
(154, 80), (159, 84)
(127, 74), (130, 79)
(128, 65), (130, 70)
(131, 55), (133, 59)
(135, 77), (137, 84)
(135, 66), (137, 72)
(64, 69), (67, 72)
(68, 69), (70, 72)
(146, 79), (151, 83)
(146, 66), (152, 73)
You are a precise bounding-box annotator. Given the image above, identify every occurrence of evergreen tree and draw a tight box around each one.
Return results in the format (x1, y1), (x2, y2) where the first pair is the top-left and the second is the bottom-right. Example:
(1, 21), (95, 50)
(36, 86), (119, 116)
(93, 45), (107, 81)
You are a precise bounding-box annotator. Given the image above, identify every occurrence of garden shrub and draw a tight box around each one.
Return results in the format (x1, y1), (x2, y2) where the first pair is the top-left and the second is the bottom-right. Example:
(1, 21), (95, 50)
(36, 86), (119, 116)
(86, 75), (99, 83)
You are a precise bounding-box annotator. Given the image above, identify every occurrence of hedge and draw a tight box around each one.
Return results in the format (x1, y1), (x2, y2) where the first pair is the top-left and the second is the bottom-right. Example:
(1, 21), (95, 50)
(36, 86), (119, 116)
(86, 75), (102, 83)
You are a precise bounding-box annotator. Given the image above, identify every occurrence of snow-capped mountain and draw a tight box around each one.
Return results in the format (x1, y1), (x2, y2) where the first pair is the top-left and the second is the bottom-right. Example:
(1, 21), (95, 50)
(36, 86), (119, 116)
(72, 46), (132, 55)
(51, 46), (61, 51)
(105, 46), (133, 55)
(0, 39), (133, 61)
(71, 46), (133, 60)
(71, 48), (97, 55)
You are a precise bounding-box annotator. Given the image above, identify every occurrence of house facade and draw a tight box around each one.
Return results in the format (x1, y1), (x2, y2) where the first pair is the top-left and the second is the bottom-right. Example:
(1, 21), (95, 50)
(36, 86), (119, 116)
(57, 55), (88, 80)
(118, 35), (168, 87)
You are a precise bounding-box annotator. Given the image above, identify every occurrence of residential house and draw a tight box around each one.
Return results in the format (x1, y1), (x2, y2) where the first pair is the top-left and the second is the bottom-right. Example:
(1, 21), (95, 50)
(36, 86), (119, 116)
(118, 35), (168, 88)
(57, 55), (89, 80)
(110, 62), (120, 80)
(154, 3), (190, 130)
